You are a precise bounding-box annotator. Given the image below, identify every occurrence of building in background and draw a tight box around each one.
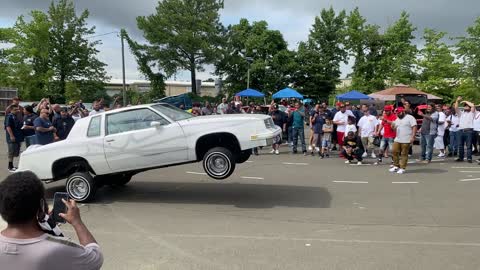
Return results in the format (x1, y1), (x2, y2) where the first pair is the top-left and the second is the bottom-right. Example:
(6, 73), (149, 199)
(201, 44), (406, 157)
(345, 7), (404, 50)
(105, 79), (219, 97)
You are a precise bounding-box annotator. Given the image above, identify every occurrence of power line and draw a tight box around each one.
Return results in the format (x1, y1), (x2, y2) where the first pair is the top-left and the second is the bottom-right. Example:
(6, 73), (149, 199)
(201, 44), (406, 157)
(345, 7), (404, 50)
(85, 31), (119, 39)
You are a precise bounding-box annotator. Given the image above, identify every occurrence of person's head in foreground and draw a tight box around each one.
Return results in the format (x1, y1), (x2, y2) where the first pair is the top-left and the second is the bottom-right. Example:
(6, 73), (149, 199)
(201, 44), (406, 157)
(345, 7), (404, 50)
(0, 171), (103, 270)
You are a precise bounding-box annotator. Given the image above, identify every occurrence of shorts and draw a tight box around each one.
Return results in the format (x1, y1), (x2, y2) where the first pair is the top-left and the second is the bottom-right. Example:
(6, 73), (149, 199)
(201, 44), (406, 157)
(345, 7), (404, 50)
(380, 137), (394, 152)
(8, 142), (20, 158)
(321, 139), (331, 148)
(312, 133), (321, 147)
(273, 134), (282, 145)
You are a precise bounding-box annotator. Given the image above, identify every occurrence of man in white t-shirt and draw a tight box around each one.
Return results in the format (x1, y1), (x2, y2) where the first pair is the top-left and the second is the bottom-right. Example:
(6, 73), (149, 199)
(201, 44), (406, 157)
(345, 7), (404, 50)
(446, 107), (460, 157)
(389, 107), (417, 174)
(333, 103), (355, 148)
(455, 96), (476, 163)
(89, 101), (104, 116)
(0, 171), (103, 270)
(358, 104), (379, 158)
(433, 104), (447, 157)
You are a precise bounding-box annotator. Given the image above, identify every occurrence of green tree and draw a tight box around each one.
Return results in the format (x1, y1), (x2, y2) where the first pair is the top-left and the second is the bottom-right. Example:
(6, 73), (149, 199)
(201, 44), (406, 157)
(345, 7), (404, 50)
(0, 28), (13, 86)
(457, 16), (480, 87)
(345, 8), (386, 93)
(294, 7), (347, 98)
(383, 11), (417, 85)
(416, 29), (460, 102)
(4, 0), (107, 102)
(215, 19), (296, 96)
(47, 0), (107, 102)
(132, 0), (224, 95)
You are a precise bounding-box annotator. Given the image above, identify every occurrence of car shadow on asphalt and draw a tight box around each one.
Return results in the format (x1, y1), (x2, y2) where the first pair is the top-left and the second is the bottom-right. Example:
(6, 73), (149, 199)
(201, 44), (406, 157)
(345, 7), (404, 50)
(46, 182), (332, 209)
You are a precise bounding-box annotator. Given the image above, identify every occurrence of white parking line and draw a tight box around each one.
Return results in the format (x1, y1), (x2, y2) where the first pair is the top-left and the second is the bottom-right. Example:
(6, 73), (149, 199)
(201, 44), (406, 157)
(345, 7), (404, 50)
(459, 171), (480, 173)
(241, 176), (264, 180)
(186, 171), (207, 175)
(333, 181), (369, 184)
(459, 178), (480, 182)
(246, 161), (254, 163)
(282, 162), (309, 166)
(349, 163), (373, 166)
(392, 182), (419, 184)
(452, 167), (480, 169)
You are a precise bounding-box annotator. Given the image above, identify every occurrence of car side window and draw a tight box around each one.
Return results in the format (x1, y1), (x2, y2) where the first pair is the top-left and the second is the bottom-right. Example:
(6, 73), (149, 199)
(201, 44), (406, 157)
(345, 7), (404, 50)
(106, 108), (169, 135)
(87, 116), (102, 137)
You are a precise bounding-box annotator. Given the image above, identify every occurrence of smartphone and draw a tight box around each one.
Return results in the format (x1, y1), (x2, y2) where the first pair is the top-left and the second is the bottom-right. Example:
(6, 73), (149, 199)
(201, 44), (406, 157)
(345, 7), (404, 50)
(53, 192), (69, 223)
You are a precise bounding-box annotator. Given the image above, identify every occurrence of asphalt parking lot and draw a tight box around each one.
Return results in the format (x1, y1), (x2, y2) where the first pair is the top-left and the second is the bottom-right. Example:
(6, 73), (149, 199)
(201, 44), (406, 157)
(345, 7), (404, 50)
(1, 134), (480, 269)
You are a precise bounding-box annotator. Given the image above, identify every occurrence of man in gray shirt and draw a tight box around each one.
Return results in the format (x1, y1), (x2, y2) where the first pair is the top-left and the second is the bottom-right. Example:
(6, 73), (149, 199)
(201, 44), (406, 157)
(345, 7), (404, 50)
(0, 171), (103, 270)
(419, 104), (439, 163)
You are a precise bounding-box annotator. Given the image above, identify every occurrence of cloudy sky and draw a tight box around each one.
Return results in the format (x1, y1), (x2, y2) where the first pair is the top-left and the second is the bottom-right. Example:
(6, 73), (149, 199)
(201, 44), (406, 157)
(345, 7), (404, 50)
(1, 0), (480, 82)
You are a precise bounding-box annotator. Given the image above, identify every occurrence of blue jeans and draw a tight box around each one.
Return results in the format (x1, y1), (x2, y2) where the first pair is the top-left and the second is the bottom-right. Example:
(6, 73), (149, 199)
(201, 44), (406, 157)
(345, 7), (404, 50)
(449, 131), (458, 155)
(25, 135), (36, 148)
(458, 129), (473, 161)
(288, 126), (293, 145)
(292, 127), (306, 153)
(421, 134), (435, 161)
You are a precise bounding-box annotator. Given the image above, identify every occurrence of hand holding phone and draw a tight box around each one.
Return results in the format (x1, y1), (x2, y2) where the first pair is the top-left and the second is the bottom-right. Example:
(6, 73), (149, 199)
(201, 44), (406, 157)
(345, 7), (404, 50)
(53, 192), (70, 223)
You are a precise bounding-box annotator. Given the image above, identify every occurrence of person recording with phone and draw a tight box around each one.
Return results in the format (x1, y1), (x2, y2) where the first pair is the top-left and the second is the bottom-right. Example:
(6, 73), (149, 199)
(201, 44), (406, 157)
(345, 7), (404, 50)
(0, 171), (103, 270)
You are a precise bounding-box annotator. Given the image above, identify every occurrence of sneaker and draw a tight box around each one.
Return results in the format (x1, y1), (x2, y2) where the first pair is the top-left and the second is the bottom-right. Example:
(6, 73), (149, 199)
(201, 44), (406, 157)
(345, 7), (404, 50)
(468, 160), (473, 164)
(438, 153), (445, 158)
(320, 153), (325, 159)
(275, 149), (280, 155)
(8, 167), (17, 173)
(455, 158), (464, 162)
(310, 151), (314, 156)
(362, 152), (368, 158)
(270, 149), (275, 154)
(325, 154), (330, 158)
(389, 166), (399, 173)
(345, 160), (352, 164)
(331, 146), (337, 151)
(377, 158), (383, 163)
(357, 161), (362, 165)
(303, 151), (307, 156)
(447, 153), (453, 157)
(397, 169), (406, 174)
(371, 153), (377, 159)
(389, 164), (395, 168)
(315, 147), (320, 152)
(308, 145), (313, 151)
(421, 160), (431, 164)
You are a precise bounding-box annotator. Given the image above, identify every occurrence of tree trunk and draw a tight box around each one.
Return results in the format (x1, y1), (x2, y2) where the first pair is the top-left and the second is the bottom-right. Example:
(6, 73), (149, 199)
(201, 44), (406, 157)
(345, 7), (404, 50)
(190, 60), (197, 95)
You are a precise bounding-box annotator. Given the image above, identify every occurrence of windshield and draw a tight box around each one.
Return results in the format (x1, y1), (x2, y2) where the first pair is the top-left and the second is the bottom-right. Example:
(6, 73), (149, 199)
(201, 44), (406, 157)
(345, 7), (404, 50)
(152, 103), (193, 121)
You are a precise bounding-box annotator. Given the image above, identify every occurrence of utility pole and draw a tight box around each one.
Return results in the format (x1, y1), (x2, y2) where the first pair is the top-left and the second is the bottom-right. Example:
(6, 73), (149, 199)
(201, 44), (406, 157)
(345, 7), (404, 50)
(121, 31), (127, 107)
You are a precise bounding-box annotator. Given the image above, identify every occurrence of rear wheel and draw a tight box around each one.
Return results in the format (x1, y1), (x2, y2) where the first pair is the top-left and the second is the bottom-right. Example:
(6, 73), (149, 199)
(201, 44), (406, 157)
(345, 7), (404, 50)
(66, 172), (97, 202)
(203, 147), (236, 180)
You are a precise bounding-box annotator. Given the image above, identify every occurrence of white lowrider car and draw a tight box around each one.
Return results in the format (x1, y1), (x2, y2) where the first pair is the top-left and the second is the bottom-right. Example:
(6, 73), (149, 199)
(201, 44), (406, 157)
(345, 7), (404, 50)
(18, 103), (281, 202)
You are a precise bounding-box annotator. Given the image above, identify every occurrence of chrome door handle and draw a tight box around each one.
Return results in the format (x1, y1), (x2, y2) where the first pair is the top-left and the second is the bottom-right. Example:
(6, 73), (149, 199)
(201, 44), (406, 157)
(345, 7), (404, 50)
(106, 139), (115, 142)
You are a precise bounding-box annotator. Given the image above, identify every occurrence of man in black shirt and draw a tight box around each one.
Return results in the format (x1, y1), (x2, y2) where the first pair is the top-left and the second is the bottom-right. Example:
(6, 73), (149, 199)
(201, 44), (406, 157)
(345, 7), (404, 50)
(342, 131), (365, 165)
(53, 107), (75, 141)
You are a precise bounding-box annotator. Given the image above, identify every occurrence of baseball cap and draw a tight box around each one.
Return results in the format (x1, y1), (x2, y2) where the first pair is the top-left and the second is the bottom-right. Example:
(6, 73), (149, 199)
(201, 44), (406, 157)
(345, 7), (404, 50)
(384, 105), (394, 111)
(395, 107), (405, 113)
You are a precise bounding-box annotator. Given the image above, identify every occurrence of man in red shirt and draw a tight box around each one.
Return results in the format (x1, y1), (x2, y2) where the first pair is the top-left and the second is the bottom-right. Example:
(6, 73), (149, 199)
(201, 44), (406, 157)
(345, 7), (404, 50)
(376, 105), (397, 164)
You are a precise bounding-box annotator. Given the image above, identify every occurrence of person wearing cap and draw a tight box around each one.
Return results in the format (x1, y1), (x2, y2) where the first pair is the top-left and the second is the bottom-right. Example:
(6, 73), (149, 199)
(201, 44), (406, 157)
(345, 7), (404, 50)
(376, 105), (397, 164)
(390, 107), (417, 174)
(455, 96), (476, 163)
(5, 96), (24, 122)
(5, 104), (24, 172)
(52, 107), (75, 141)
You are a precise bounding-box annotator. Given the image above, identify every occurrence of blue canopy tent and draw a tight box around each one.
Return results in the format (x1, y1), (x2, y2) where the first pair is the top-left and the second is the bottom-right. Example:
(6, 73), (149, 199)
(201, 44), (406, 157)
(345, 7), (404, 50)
(235, 88), (265, 97)
(272, 88), (303, 99)
(336, 90), (373, 101)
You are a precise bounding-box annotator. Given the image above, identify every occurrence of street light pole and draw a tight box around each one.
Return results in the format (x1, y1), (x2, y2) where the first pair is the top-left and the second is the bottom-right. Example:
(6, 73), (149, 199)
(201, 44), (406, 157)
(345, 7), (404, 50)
(121, 31), (127, 107)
